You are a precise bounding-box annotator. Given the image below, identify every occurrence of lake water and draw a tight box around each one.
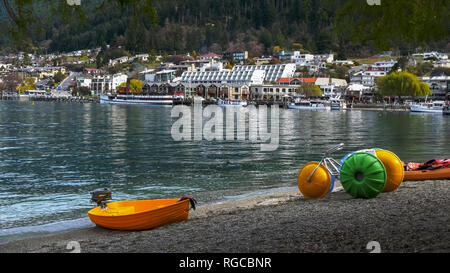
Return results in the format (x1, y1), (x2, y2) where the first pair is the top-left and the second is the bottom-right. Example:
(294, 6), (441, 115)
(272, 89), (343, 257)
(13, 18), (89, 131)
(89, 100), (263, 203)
(1, 101), (449, 241)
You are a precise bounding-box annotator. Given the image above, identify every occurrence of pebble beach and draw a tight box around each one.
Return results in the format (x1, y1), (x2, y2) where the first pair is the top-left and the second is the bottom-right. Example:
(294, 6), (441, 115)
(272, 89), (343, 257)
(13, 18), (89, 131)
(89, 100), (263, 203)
(0, 180), (449, 253)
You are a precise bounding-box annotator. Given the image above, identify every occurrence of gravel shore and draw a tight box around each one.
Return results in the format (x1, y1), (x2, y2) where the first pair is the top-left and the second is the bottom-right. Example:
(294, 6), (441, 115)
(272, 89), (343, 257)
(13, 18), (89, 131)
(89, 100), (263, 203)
(1, 180), (449, 253)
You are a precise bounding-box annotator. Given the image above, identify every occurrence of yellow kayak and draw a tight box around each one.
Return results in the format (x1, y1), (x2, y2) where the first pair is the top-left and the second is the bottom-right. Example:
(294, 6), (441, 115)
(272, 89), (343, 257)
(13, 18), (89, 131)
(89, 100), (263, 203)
(88, 198), (194, 231)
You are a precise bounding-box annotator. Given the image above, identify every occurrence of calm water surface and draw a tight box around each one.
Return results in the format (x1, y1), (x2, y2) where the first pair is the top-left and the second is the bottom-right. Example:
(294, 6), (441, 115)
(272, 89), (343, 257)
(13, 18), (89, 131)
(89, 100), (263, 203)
(0, 101), (449, 239)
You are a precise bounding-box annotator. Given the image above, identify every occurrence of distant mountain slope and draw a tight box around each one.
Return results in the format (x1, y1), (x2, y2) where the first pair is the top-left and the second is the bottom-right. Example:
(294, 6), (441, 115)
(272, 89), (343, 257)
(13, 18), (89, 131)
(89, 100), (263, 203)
(0, 0), (448, 56)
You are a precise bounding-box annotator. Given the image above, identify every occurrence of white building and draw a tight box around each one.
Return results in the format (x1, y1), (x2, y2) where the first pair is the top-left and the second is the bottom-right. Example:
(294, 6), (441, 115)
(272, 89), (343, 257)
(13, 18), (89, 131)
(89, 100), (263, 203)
(346, 83), (372, 100)
(109, 56), (129, 66)
(90, 73), (127, 94)
(371, 60), (397, 72)
(421, 75), (450, 99)
(314, 54), (334, 63)
(294, 54), (315, 67)
(433, 59), (450, 68)
(350, 71), (376, 87)
(76, 76), (92, 88)
(130, 54), (149, 62)
(413, 52), (448, 60)
(333, 60), (354, 66)
(232, 63), (296, 83)
(315, 78), (348, 99)
(250, 84), (300, 101)
(199, 61), (223, 72)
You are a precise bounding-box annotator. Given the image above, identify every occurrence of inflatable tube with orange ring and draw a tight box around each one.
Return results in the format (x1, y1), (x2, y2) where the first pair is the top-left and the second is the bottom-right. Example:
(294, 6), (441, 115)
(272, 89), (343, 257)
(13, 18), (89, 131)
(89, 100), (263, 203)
(297, 161), (333, 199)
(374, 149), (405, 192)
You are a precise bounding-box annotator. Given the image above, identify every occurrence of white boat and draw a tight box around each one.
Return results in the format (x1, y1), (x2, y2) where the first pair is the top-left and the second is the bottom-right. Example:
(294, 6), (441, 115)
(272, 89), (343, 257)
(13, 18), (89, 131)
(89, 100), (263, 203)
(288, 98), (331, 110)
(410, 101), (445, 113)
(100, 94), (181, 105)
(218, 99), (248, 107)
(329, 95), (347, 110)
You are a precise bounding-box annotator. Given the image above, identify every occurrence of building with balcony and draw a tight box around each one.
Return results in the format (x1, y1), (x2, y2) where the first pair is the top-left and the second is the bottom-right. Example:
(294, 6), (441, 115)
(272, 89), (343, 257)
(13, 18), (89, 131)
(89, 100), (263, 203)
(90, 73), (127, 94)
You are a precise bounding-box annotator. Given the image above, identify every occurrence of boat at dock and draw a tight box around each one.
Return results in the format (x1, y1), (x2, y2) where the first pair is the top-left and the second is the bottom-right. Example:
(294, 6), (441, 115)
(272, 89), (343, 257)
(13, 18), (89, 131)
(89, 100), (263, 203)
(288, 98), (331, 110)
(218, 99), (248, 107)
(100, 93), (182, 105)
(410, 101), (445, 113)
(330, 95), (347, 110)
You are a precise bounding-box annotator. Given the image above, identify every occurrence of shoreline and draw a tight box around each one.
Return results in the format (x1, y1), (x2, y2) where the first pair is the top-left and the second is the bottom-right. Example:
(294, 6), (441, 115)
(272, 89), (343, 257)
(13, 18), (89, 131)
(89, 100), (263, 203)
(1, 180), (449, 253)
(0, 184), (299, 244)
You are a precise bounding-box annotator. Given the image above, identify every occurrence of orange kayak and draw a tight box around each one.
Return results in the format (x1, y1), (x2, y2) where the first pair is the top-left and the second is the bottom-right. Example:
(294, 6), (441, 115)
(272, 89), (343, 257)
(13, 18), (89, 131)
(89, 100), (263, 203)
(88, 198), (191, 231)
(403, 168), (450, 181)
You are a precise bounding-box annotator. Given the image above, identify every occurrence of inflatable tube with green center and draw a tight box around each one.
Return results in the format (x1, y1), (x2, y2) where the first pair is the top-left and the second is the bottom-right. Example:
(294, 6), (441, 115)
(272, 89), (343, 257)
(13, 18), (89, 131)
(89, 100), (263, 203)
(339, 152), (387, 199)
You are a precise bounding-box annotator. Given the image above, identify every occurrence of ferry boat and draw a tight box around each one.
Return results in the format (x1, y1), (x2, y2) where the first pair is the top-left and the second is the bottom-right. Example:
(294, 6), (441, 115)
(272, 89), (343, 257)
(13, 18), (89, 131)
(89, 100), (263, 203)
(288, 98), (331, 110)
(410, 101), (445, 113)
(100, 93), (182, 105)
(218, 99), (248, 107)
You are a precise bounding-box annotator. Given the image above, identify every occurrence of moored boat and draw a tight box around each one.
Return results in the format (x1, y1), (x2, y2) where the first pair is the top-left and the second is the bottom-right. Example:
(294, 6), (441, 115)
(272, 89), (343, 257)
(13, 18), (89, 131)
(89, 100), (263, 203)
(330, 99), (347, 110)
(410, 101), (445, 113)
(288, 98), (330, 110)
(218, 99), (248, 107)
(100, 93), (182, 105)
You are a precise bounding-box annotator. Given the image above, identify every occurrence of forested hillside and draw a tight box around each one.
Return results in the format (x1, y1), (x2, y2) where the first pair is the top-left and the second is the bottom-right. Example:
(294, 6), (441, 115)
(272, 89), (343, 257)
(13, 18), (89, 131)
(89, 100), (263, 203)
(0, 0), (448, 56)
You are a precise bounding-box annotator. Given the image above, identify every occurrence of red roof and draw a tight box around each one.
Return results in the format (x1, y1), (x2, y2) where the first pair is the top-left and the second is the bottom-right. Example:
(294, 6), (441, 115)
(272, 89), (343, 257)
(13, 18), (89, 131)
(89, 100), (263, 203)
(278, 77), (317, 83)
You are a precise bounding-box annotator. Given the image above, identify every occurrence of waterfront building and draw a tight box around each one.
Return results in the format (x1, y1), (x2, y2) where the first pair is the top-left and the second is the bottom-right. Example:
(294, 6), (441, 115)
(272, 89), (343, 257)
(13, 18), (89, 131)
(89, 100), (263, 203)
(180, 69), (265, 99)
(346, 83), (372, 101)
(90, 73), (127, 94)
(421, 75), (450, 99)
(76, 76), (92, 89)
(250, 84), (300, 101)
(232, 63), (296, 83)
(315, 77), (348, 99)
